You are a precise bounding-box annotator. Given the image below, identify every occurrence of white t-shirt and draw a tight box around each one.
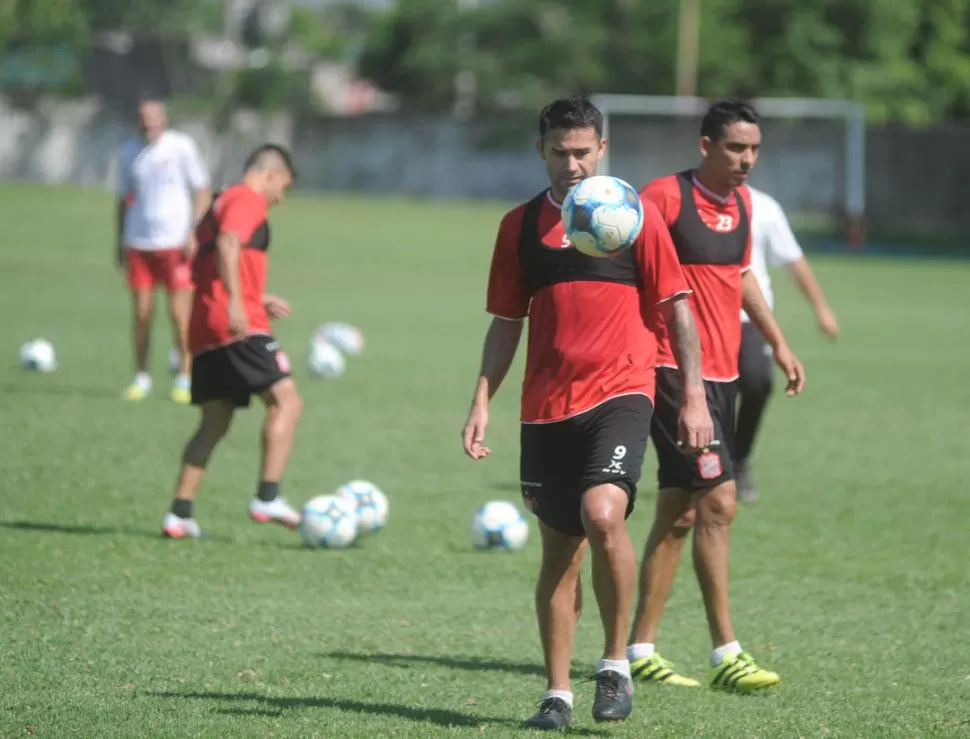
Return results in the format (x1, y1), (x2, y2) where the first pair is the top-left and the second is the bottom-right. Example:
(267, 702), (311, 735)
(118, 130), (210, 250)
(742, 186), (804, 322)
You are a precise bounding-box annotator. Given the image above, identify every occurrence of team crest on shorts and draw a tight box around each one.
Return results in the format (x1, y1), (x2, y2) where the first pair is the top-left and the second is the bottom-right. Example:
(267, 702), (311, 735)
(697, 451), (722, 480)
(275, 350), (291, 374)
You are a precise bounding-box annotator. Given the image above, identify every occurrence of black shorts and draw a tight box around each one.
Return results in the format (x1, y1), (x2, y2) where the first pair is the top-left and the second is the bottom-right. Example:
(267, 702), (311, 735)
(191, 335), (290, 408)
(520, 394), (652, 537)
(651, 367), (737, 492)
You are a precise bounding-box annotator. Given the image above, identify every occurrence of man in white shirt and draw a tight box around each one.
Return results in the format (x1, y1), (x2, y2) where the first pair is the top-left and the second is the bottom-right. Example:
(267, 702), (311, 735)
(735, 186), (839, 501)
(116, 99), (212, 404)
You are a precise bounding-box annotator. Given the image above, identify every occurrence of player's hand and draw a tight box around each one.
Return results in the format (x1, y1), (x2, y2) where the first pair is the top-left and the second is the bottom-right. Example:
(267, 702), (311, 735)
(182, 235), (198, 263)
(227, 300), (248, 337)
(678, 390), (714, 450)
(263, 294), (291, 320)
(773, 345), (806, 396)
(462, 403), (491, 460)
(816, 306), (840, 340)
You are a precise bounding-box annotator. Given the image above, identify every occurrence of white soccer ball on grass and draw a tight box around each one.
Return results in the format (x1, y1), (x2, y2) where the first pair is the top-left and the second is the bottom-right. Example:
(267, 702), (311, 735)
(315, 322), (365, 357)
(307, 338), (346, 379)
(562, 175), (645, 257)
(300, 494), (359, 549)
(472, 500), (529, 551)
(19, 339), (57, 373)
(335, 480), (388, 535)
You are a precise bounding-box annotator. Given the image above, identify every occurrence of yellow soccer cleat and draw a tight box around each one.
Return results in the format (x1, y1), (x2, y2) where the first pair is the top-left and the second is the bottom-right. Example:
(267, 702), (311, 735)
(709, 651), (780, 693)
(170, 385), (191, 405)
(630, 654), (701, 687)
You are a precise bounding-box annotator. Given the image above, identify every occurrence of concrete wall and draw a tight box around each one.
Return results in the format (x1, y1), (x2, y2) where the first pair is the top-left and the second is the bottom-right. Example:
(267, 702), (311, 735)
(1, 98), (967, 238)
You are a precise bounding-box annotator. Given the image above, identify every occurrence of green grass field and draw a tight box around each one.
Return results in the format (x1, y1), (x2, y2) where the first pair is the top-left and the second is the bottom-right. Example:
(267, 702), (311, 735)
(1, 184), (968, 738)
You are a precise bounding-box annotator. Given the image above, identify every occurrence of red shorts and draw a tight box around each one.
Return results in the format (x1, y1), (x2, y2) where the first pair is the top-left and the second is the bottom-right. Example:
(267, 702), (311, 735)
(126, 248), (193, 292)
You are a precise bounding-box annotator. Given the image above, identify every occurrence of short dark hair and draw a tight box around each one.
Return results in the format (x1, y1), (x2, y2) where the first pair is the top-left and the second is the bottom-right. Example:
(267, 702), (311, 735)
(244, 143), (297, 179)
(539, 96), (603, 139)
(700, 99), (760, 141)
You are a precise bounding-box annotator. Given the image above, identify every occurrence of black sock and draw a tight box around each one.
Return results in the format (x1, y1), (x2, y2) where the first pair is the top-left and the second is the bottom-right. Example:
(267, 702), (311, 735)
(172, 499), (194, 519)
(257, 481), (280, 502)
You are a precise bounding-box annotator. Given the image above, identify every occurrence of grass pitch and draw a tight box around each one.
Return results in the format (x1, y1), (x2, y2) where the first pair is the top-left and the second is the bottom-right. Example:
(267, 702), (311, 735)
(0, 185), (968, 737)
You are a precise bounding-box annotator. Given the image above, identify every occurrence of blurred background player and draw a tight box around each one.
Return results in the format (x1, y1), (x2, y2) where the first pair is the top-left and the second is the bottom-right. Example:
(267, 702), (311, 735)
(116, 98), (212, 403)
(627, 100), (805, 692)
(162, 144), (302, 539)
(461, 97), (711, 731)
(734, 185), (840, 502)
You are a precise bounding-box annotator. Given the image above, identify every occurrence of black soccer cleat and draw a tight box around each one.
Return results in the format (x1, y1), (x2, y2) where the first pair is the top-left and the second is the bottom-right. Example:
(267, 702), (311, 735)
(591, 670), (633, 722)
(523, 697), (573, 730)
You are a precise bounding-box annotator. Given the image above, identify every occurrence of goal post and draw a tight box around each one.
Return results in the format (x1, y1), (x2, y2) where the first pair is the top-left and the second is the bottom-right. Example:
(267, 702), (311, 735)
(590, 94), (866, 247)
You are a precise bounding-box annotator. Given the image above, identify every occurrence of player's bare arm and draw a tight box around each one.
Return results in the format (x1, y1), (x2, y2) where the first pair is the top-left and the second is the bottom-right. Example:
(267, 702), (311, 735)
(462, 317), (524, 460)
(659, 297), (714, 449)
(263, 294), (291, 320)
(216, 231), (247, 336)
(741, 270), (806, 396)
(787, 256), (840, 339)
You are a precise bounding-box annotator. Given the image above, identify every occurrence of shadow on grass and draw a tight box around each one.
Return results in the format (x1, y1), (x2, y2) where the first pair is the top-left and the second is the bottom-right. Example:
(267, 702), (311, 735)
(0, 520), (229, 543)
(321, 650), (589, 679)
(148, 690), (608, 734)
(0, 381), (120, 399)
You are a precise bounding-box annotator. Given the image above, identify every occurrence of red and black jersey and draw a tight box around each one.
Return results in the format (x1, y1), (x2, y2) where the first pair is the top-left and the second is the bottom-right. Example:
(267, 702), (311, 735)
(643, 171), (752, 382)
(189, 184), (272, 354)
(487, 189), (690, 424)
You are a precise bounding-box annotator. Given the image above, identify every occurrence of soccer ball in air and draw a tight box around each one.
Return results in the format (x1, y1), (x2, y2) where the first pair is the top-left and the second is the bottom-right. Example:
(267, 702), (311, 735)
(307, 338), (345, 379)
(472, 500), (529, 551)
(300, 494), (359, 549)
(562, 175), (644, 257)
(19, 339), (57, 373)
(335, 480), (388, 535)
(315, 322), (365, 357)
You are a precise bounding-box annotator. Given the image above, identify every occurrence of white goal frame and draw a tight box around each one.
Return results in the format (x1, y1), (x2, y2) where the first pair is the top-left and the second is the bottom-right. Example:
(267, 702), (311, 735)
(591, 94), (866, 241)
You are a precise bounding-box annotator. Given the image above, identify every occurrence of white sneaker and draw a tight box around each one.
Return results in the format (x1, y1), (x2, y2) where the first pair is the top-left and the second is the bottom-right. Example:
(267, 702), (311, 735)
(249, 496), (301, 529)
(161, 512), (203, 539)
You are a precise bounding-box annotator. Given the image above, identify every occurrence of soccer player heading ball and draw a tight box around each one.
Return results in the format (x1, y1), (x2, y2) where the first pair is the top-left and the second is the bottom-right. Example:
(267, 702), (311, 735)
(461, 96), (712, 730)
(162, 144), (304, 539)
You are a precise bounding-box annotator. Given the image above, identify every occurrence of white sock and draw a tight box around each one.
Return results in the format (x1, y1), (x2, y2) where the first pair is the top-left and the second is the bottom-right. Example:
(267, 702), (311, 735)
(597, 658), (631, 679)
(627, 643), (655, 661)
(174, 373), (191, 389)
(135, 372), (152, 389)
(712, 640), (742, 666)
(543, 689), (573, 707)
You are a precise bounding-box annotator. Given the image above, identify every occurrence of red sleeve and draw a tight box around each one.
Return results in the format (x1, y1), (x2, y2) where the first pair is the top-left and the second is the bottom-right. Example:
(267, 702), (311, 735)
(641, 176), (682, 228)
(485, 207), (531, 320)
(636, 199), (691, 306)
(739, 185), (753, 272)
(218, 190), (267, 244)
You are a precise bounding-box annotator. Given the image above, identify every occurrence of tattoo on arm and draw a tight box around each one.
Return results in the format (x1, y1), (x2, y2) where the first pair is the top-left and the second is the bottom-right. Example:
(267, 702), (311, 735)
(668, 299), (703, 390)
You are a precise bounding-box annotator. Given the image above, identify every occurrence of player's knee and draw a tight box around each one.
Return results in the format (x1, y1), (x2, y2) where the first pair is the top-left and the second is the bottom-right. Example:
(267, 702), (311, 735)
(579, 484), (628, 538)
(672, 506), (697, 534)
(696, 484), (737, 525)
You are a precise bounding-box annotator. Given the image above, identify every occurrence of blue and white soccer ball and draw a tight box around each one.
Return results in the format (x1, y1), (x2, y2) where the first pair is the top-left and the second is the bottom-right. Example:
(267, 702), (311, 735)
(300, 494), (359, 549)
(472, 500), (529, 551)
(19, 338), (57, 373)
(562, 175), (644, 257)
(335, 479), (388, 536)
(307, 338), (346, 379)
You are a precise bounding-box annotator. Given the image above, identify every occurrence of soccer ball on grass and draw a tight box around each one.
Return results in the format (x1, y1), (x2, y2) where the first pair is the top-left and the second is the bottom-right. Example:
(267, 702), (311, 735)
(300, 494), (359, 549)
(562, 175), (644, 257)
(335, 480), (388, 535)
(19, 339), (57, 373)
(472, 500), (529, 551)
(307, 338), (345, 379)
